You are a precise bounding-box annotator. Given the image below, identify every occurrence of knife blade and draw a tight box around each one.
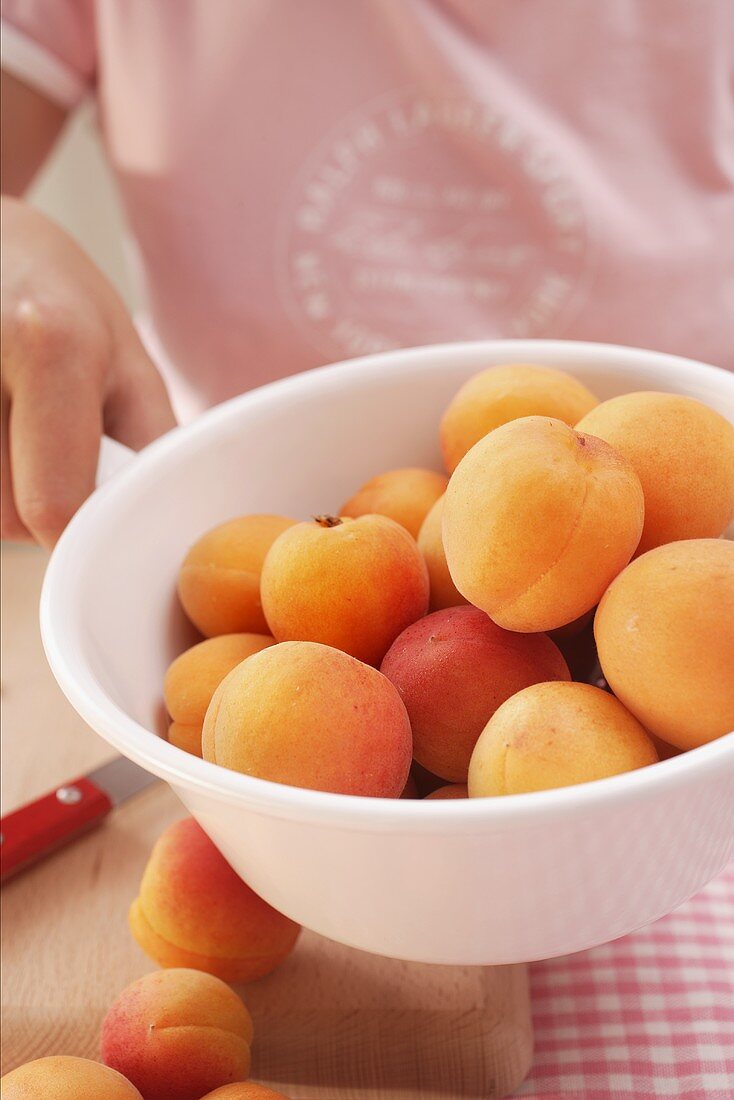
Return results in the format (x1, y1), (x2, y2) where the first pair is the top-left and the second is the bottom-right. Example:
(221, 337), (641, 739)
(0, 755), (159, 883)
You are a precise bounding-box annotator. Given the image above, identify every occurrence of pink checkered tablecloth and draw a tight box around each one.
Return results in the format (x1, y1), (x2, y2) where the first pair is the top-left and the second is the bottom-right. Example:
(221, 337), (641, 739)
(517, 859), (734, 1099)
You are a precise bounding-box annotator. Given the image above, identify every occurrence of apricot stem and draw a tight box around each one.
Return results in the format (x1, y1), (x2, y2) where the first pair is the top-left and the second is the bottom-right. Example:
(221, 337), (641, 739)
(313, 514), (343, 528)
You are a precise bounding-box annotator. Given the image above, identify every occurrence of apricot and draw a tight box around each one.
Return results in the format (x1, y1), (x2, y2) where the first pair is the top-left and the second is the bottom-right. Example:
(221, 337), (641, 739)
(165, 634), (274, 755)
(1, 1057), (142, 1099)
(468, 681), (658, 796)
(576, 392), (734, 554)
(424, 784), (468, 800)
(341, 466), (448, 538)
(101, 968), (253, 1100)
(201, 1087), (291, 1099)
(417, 495), (469, 611)
(440, 363), (598, 473)
(130, 818), (300, 982)
(595, 539), (734, 750)
(203, 641), (412, 797)
(443, 416), (644, 631)
(261, 514), (429, 665)
(178, 515), (296, 636)
(381, 606), (569, 781)
(168, 722), (204, 756)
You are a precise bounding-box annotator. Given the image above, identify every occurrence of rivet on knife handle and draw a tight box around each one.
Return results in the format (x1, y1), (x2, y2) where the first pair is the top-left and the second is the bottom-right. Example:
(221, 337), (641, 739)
(0, 777), (113, 883)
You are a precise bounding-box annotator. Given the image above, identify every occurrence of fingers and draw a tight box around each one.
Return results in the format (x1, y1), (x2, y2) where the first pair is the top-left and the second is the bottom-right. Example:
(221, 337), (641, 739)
(7, 318), (104, 548)
(104, 328), (177, 450)
(1, 388), (31, 541)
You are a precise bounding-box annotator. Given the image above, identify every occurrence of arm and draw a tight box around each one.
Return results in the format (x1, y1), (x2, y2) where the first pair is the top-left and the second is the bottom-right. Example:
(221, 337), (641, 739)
(1, 72), (176, 546)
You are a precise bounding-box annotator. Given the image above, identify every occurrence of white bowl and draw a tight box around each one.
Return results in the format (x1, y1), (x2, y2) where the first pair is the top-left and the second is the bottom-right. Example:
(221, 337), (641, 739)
(41, 340), (734, 965)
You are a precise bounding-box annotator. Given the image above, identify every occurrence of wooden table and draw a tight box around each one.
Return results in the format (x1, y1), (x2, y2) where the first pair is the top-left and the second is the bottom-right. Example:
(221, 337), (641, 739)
(0, 544), (533, 1098)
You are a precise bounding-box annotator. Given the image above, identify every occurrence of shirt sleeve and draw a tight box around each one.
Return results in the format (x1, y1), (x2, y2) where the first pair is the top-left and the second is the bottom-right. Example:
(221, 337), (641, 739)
(1, 0), (96, 108)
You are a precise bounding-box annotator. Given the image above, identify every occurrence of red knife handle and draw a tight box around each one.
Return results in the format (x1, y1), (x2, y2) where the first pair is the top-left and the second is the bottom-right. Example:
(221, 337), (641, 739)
(0, 777), (113, 883)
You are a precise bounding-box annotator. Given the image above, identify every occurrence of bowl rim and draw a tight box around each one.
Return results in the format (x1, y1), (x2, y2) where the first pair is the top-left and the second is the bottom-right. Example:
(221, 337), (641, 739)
(40, 338), (734, 832)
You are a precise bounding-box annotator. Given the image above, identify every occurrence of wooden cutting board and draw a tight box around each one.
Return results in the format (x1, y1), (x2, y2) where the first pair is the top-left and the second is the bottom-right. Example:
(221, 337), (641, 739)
(0, 544), (533, 1098)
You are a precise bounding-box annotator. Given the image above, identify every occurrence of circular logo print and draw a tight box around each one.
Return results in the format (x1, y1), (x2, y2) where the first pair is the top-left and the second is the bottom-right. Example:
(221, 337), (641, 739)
(278, 89), (588, 358)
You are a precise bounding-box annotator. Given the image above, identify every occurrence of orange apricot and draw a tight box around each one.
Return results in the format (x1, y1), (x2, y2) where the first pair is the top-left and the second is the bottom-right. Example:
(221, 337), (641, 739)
(178, 515), (296, 636)
(341, 467), (448, 538)
(168, 722), (204, 756)
(417, 495), (469, 611)
(468, 681), (658, 796)
(203, 641), (412, 797)
(443, 416), (644, 631)
(164, 633), (274, 756)
(595, 539), (734, 750)
(129, 818), (300, 982)
(1, 1057), (142, 1099)
(261, 514), (429, 665)
(576, 392), (734, 554)
(440, 363), (598, 473)
(424, 784), (468, 800)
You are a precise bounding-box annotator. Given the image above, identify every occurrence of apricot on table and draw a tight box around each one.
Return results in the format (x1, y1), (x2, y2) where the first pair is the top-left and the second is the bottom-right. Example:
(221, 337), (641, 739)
(129, 817), (300, 982)
(595, 538), (734, 750)
(576, 392), (734, 554)
(178, 514), (296, 637)
(381, 606), (569, 781)
(201, 1086), (291, 1099)
(468, 681), (658, 796)
(443, 416), (644, 632)
(101, 968), (253, 1100)
(417, 495), (469, 611)
(165, 633), (274, 757)
(261, 514), (429, 666)
(440, 363), (598, 473)
(203, 641), (412, 797)
(1, 1057), (142, 1099)
(341, 466), (448, 538)
(424, 784), (468, 800)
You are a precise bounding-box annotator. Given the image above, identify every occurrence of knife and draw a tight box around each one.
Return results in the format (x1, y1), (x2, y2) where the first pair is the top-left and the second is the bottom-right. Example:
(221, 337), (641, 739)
(0, 756), (159, 883)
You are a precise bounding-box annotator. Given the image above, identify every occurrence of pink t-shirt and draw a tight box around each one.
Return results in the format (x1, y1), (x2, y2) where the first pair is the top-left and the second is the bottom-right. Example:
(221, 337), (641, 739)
(2, 1), (733, 418)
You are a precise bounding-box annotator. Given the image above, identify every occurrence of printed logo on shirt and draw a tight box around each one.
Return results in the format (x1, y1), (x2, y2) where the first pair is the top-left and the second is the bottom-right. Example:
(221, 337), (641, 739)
(278, 89), (588, 359)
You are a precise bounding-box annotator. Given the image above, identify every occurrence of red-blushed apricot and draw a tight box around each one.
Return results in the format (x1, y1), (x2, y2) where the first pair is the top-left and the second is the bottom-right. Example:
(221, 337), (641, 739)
(424, 784), (468, 800)
(417, 495), (469, 611)
(178, 515), (296, 637)
(129, 818), (300, 982)
(164, 634), (275, 756)
(443, 416), (644, 632)
(595, 539), (734, 750)
(203, 641), (412, 797)
(440, 363), (598, 473)
(261, 514), (429, 666)
(576, 392), (734, 554)
(201, 1085), (291, 1099)
(468, 681), (658, 796)
(341, 467), (448, 538)
(381, 607), (570, 781)
(101, 968), (253, 1100)
(168, 722), (204, 757)
(1, 1057), (142, 1099)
